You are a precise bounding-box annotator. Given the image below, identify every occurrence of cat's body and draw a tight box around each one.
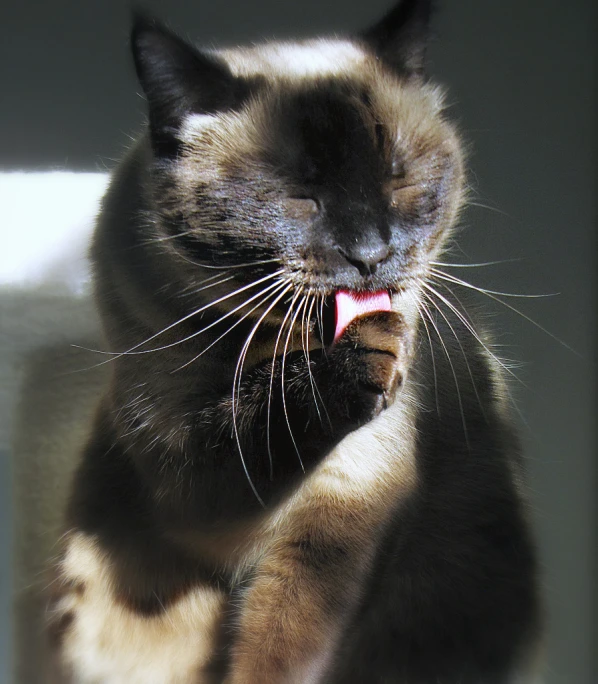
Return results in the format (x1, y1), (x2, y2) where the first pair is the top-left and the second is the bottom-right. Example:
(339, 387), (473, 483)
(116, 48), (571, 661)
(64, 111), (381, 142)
(48, 2), (541, 682)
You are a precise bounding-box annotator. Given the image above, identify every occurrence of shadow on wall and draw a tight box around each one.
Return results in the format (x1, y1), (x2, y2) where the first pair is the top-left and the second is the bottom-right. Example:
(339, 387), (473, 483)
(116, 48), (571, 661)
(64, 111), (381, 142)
(6, 294), (109, 682)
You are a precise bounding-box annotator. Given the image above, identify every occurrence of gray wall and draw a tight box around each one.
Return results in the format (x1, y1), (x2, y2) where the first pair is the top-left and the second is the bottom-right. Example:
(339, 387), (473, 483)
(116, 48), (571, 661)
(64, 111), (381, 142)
(2, 1), (596, 682)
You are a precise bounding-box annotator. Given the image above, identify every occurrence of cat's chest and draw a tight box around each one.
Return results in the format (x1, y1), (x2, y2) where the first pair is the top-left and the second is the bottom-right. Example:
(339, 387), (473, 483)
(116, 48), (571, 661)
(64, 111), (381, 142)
(51, 402), (416, 684)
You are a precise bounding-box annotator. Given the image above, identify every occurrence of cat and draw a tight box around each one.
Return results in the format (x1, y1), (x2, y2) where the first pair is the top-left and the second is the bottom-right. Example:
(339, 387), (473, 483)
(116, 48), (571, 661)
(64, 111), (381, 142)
(47, 1), (542, 682)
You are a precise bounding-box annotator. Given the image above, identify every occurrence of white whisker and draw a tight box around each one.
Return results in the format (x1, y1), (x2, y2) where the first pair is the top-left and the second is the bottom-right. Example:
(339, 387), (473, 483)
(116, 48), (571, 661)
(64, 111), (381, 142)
(302, 296), (322, 424)
(429, 269), (579, 356)
(317, 293), (325, 347)
(424, 279), (533, 427)
(419, 293), (469, 447)
(179, 257), (282, 271)
(420, 282), (486, 418)
(430, 268), (558, 298)
(266, 288), (300, 479)
(430, 258), (524, 269)
(415, 295), (440, 416)
(281, 290), (306, 473)
(178, 272), (236, 298)
(72, 269), (285, 365)
(174, 279), (289, 373)
(425, 279), (524, 384)
(466, 201), (511, 217)
(231, 280), (294, 507)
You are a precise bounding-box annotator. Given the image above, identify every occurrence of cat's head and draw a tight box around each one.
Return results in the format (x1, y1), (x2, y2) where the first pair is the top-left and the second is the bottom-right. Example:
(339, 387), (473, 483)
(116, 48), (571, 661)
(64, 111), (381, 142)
(129, 0), (465, 345)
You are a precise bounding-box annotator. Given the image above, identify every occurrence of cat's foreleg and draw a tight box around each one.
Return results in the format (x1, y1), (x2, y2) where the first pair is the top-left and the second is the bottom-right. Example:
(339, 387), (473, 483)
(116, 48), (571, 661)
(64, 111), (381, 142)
(223, 311), (417, 684)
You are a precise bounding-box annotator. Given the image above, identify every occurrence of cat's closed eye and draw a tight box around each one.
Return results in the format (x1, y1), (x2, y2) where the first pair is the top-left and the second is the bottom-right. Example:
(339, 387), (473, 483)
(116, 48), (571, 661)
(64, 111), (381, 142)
(390, 182), (437, 216)
(284, 197), (320, 220)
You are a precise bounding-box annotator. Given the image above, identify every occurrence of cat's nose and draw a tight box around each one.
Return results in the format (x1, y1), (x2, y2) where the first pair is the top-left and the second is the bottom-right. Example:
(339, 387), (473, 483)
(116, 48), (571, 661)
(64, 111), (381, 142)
(338, 241), (389, 277)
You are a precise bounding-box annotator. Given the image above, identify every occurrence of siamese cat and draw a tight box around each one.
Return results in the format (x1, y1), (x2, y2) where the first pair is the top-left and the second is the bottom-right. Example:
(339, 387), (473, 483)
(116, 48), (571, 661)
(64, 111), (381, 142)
(48, 1), (541, 682)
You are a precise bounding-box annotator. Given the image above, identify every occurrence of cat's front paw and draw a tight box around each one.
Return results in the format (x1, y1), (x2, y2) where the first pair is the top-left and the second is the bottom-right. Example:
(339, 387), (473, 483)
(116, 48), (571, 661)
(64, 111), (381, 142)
(330, 310), (411, 425)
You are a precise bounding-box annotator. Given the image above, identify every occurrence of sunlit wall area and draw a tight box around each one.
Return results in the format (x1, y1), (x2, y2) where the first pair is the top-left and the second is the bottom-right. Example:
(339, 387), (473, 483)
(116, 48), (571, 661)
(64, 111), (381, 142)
(1, 2), (595, 682)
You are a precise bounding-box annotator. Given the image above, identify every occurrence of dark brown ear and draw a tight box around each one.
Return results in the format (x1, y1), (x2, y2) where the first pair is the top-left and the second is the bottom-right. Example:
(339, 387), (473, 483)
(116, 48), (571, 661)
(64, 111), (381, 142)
(130, 12), (249, 155)
(360, 0), (433, 78)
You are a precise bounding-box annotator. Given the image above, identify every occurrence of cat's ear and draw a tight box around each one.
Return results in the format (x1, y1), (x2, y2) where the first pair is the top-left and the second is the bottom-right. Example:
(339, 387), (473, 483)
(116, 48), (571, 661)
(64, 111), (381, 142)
(360, 0), (433, 78)
(131, 13), (245, 146)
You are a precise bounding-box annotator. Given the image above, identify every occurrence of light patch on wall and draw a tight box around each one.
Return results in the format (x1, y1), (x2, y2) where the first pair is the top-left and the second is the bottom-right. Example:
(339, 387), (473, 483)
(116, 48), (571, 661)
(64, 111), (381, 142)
(0, 173), (108, 294)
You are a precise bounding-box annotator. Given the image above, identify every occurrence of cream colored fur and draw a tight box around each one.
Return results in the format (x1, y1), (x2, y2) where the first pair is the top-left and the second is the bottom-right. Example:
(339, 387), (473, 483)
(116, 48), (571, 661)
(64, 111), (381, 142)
(55, 534), (224, 684)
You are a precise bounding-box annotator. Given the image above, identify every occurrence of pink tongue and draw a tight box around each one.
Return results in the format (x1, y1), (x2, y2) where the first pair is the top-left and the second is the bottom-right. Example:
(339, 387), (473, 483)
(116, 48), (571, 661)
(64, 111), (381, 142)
(334, 290), (391, 342)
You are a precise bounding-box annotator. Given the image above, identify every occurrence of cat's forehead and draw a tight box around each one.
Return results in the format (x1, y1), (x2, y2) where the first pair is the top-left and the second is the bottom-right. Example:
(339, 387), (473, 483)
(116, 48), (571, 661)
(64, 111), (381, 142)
(218, 39), (368, 80)
(176, 39), (452, 177)
(178, 73), (450, 171)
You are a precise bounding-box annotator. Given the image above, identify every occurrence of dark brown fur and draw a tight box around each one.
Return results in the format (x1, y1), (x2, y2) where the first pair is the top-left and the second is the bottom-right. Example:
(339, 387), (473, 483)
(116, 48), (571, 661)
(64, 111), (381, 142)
(50, 2), (541, 682)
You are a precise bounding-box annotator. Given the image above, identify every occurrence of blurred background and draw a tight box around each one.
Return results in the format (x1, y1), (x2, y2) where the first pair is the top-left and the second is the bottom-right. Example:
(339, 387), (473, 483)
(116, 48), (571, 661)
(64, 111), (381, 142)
(1, 0), (596, 682)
